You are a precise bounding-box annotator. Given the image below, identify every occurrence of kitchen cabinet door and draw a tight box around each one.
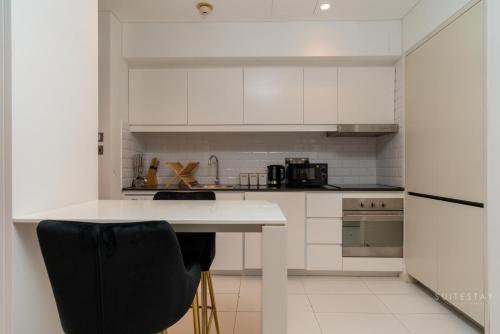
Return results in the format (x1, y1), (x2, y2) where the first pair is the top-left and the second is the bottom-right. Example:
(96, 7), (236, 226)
(307, 218), (342, 244)
(338, 67), (395, 124)
(244, 67), (303, 124)
(406, 2), (484, 202)
(307, 245), (342, 271)
(188, 68), (244, 125)
(405, 47), (440, 195)
(306, 193), (342, 218)
(437, 201), (484, 325)
(244, 192), (306, 269)
(431, 2), (484, 203)
(405, 195), (438, 291)
(304, 67), (338, 124)
(211, 192), (245, 271)
(129, 68), (188, 125)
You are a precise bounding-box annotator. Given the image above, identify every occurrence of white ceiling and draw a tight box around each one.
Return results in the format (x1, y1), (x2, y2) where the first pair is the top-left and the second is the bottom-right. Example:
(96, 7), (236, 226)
(99, 0), (421, 23)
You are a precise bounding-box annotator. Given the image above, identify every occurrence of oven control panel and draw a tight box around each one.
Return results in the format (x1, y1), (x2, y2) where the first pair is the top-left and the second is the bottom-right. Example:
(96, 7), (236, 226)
(343, 198), (403, 211)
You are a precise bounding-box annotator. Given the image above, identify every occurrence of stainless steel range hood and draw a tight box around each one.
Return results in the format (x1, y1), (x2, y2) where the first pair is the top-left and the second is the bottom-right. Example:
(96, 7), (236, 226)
(327, 124), (399, 137)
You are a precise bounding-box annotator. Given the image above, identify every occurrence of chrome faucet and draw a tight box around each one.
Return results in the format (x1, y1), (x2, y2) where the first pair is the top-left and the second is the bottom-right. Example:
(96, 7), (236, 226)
(208, 155), (220, 185)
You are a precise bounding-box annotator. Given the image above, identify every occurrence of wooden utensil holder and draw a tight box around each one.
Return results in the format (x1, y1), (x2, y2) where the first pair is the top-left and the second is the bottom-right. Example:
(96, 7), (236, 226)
(166, 162), (200, 188)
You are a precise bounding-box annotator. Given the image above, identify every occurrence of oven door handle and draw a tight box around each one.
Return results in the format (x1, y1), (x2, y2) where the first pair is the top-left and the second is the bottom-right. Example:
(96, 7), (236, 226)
(342, 215), (403, 222)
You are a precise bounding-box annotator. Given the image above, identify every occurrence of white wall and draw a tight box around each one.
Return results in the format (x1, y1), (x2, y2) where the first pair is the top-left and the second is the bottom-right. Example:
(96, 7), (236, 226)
(99, 12), (129, 199)
(402, 0), (478, 52)
(11, 0), (98, 215)
(123, 20), (401, 60)
(9, 0), (98, 333)
(0, 1), (4, 331)
(486, 0), (500, 332)
(0, 0), (9, 333)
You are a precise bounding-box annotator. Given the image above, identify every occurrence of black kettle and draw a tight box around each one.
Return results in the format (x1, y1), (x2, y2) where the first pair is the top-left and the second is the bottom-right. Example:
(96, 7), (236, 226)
(267, 165), (286, 187)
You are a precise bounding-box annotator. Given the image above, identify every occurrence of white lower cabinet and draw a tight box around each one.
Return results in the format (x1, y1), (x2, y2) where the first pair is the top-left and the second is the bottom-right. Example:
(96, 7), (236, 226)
(305, 193), (343, 271)
(244, 232), (262, 269)
(306, 193), (342, 218)
(212, 192), (245, 271)
(307, 218), (342, 244)
(406, 195), (485, 325)
(244, 192), (306, 269)
(307, 245), (342, 271)
(405, 195), (439, 290)
(437, 201), (484, 325)
(121, 190), (405, 274)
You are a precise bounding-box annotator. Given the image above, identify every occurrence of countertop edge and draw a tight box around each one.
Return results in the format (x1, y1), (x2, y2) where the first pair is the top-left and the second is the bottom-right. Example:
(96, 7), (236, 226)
(122, 186), (406, 192)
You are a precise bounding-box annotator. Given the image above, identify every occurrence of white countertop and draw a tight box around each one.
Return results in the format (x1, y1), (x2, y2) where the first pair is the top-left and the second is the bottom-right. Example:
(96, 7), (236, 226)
(13, 200), (287, 232)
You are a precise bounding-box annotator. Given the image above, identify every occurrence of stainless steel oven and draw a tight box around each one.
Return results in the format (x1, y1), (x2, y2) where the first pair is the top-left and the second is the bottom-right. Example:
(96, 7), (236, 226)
(342, 198), (404, 258)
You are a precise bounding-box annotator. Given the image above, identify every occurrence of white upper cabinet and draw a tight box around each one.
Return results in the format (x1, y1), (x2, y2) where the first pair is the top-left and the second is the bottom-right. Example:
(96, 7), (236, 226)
(304, 67), (338, 124)
(188, 68), (244, 125)
(338, 67), (395, 124)
(128, 66), (397, 129)
(129, 68), (188, 125)
(405, 2), (484, 202)
(244, 67), (303, 124)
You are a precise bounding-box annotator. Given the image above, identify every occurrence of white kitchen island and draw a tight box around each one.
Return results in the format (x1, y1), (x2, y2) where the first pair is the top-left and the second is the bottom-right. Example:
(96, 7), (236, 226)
(13, 200), (288, 334)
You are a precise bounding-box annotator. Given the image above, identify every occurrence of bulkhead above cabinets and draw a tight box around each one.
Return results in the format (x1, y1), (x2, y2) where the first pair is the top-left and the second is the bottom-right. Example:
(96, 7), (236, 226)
(128, 66), (396, 132)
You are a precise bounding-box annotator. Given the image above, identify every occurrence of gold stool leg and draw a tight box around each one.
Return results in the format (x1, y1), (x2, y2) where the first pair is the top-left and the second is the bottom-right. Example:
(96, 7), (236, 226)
(207, 272), (221, 334)
(192, 291), (201, 334)
(201, 272), (208, 334)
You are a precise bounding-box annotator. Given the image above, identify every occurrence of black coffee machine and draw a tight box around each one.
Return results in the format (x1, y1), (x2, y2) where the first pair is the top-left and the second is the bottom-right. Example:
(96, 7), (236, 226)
(267, 165), (286, 187)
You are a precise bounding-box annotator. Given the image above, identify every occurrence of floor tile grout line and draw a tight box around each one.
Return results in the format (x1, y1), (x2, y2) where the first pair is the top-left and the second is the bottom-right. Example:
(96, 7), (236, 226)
(357, 277), (414, 333)
(369, 282), (415, 334)
(213, 276), (241, 334)
(301, 277), (325, 334)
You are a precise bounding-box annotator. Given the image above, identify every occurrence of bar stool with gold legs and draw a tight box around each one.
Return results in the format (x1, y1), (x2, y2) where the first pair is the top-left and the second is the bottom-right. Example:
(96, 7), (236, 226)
(154, 191), (221, 334)
(37, 220), (202, 334)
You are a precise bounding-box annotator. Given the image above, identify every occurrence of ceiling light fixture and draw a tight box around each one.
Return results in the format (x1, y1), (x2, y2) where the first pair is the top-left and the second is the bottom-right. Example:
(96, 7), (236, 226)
(196, 2), (214, 16)
(319, 3), (331, 11)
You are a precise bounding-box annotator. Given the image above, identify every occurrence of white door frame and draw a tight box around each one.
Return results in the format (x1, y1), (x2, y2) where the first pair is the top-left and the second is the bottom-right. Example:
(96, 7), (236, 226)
(0, 0), (5, 331)
(0, 0), (11, 333)
(486, 1), (500, 333)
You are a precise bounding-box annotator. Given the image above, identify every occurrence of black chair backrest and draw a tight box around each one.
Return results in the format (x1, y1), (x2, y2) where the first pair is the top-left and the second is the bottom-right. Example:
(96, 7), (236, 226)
(153, 191), (216, 201)
(37, 220), (200, 334)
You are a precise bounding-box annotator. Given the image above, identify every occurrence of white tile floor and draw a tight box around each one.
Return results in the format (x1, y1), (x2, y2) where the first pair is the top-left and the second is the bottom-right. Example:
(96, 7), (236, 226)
(168, 275), (483, 334)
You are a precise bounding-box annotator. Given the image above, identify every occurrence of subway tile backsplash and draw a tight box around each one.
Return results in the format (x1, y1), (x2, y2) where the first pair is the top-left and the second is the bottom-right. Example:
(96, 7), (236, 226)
(377, 58), (405, 187)
(122, 132), (381, 187)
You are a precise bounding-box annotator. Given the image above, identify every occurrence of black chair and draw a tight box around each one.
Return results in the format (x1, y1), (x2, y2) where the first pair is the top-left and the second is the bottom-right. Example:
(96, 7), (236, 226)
(153, 191), (219, 334)
(37, 220), (201, 334)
